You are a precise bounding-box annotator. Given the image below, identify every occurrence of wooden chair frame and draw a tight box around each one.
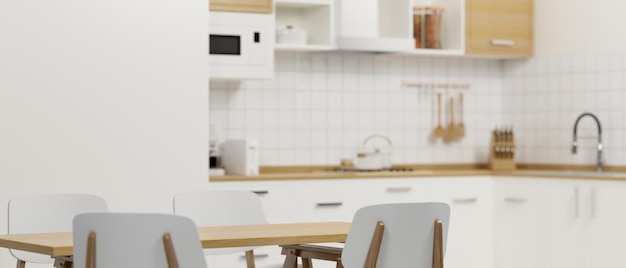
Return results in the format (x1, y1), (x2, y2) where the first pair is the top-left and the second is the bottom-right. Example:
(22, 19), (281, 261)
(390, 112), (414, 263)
(84, 231), (182, 268)
(281, 219), (444, 268)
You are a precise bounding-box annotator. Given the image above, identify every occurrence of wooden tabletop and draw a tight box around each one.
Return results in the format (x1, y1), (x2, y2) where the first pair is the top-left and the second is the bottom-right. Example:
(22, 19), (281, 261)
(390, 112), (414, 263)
(0, 222), (351, 257)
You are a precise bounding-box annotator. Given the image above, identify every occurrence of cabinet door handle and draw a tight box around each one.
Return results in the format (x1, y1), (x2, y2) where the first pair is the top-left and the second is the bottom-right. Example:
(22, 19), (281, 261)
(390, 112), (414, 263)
(252, 190), (269, 195)
(240, 254), (269, 259)
(386, 187), (412, 192)
(491, 39), (515, 47)
(453, 198), (478, 204)
(590, 188), (596, 219)
(504, 197), (525, 203)
(574, 187), (579, 219)
(316, 202), (343, 207)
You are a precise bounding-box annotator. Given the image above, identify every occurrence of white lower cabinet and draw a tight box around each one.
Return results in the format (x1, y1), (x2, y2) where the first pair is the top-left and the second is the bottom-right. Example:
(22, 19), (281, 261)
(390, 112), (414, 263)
(495, 177), (626, 268)
(537, 179), (587, 268)
(536, 178), (626, 268)
(210, 176), (494, 268)
(493, 178), (539, 268)
(210, 175), (626, 268)
(435, 178), (493, 268)
(586, 180), (626, 268)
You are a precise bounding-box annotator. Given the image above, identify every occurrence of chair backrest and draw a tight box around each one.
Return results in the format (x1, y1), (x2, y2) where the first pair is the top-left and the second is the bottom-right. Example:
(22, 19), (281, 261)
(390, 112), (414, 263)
(173, 190), (268, 255)
(73, 212), (207, 268)
(7, 193), (108, 263)
(341, 202), (450, 268)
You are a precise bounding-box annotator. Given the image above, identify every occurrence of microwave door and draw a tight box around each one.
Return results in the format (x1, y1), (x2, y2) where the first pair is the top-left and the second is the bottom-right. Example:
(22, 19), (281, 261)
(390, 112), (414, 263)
(209, 25), (249, 65)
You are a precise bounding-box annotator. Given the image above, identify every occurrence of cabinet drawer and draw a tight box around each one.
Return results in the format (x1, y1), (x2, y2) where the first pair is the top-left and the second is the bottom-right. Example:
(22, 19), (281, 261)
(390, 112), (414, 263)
(209, 182), (297, 222)
(298, 180), (362, 222)
(207, 246), (285, 268)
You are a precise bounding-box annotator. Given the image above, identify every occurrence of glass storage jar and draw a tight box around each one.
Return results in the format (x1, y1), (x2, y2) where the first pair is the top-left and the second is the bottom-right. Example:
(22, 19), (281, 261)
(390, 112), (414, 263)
(413, 6), (444, 49)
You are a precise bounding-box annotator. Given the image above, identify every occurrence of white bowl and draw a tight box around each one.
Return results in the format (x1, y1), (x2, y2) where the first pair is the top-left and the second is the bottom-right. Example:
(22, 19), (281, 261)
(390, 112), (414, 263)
(276, 28), (307, 45)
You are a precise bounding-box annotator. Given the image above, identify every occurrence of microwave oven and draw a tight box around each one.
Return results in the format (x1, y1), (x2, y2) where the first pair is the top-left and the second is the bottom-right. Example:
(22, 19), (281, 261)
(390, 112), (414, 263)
(209, 12), (274, 80)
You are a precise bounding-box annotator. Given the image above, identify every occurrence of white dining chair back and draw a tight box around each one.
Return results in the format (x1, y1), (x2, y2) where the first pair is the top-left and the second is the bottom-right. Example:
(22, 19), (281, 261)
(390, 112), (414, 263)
(73, 212), (207, 268)
(173, 190), (268, 256)
(7, 193), (108, 265)
(341, 202), (450, 268)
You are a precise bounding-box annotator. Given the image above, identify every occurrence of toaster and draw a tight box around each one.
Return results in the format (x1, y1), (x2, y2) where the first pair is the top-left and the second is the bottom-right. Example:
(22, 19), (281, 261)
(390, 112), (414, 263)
(221, 139), (259, 175)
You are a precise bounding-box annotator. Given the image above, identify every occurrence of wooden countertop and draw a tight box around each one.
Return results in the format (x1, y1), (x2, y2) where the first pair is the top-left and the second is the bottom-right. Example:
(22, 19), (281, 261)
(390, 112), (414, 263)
(210, 169), (492, 181)
(210, 164), (626, 182)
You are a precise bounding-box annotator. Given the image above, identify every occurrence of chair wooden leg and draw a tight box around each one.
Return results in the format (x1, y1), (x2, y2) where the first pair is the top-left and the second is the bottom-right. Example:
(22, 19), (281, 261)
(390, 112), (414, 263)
(336, 258), (344, 268)
(302, 257), (313, 268)
(282, 248), (298, 268)
(162, 232), (179, 268)
(364, 221), (385, 268)
(432, 219), (444, 268)
(86, 231), (96, 268)
(16, 260), (25, 268)
(245, 250), (256, 268)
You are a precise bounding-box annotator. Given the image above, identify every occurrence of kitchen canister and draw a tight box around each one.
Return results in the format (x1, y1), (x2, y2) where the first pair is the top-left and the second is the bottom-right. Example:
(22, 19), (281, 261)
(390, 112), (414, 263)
(413, 6), (444, 49)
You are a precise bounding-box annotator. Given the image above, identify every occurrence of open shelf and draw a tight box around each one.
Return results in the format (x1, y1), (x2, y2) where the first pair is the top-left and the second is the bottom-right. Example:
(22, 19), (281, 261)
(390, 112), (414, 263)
(274, 0), (334, 51)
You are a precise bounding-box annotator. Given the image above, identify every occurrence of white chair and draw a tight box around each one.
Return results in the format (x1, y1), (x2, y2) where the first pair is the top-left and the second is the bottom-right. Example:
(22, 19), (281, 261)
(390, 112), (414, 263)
(7, 193), (108, 268)
(281, 202), (450, 268)
(73, 212), (207, 268)
(173, 190), (269, 268)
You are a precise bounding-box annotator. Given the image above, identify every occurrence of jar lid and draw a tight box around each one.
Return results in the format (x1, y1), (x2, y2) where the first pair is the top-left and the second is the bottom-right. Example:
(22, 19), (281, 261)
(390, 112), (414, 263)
(425, 6), (445, 11)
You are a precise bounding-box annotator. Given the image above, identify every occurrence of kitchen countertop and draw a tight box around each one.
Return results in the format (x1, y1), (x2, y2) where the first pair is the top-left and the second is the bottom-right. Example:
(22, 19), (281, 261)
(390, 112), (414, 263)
(209, 164), (626, 182)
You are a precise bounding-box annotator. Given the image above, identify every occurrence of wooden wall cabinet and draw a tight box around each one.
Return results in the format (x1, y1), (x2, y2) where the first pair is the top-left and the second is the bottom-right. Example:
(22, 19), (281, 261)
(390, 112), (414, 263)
(465, 0), (533, 57)
(210, 0), (273, 14)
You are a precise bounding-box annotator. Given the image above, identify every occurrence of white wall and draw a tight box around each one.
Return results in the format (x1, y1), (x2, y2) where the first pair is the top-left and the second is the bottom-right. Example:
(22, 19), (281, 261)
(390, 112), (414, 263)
(535, 0), (626, 56)
(0, 0), (208, 266)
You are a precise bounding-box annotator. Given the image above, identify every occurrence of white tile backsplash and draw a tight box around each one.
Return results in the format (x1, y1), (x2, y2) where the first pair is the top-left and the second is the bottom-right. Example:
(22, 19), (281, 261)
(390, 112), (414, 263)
(211, 52), (504, 166)
(504, 51), (626, 166)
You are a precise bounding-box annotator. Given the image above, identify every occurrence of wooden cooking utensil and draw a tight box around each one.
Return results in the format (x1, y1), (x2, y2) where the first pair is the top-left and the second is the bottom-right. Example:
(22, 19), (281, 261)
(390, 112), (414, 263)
(444, 97), (456, 141)
(433, 93), (445, 138)
(457, 93), (465, 137)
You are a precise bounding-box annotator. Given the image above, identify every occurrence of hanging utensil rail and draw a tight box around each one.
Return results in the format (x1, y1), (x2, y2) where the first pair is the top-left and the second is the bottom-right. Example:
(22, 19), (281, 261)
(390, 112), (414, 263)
(401, 82), (471, 89)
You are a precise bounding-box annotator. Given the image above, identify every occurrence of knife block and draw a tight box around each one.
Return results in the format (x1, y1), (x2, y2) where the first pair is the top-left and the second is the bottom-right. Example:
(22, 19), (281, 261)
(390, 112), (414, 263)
(489, 130), (516, 171)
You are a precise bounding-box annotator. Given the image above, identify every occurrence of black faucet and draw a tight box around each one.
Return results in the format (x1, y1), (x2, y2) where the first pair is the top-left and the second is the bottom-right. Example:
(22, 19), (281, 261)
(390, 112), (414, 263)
(572, 112), (603, 172)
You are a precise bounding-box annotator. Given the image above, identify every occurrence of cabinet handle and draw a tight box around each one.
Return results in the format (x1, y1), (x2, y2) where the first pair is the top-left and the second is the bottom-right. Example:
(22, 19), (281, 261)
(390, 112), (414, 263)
(453, 198), (478, 204)
(252, 190), (269, 195)
(590, 188), (596, 219)
(574, 187), (579, 219)
(491, 39), (515, 47)
(504, 197), (525, 203)
(240, 254), (269, 259)
(386, 187), (412, 192)
(316, 202), (343, 207)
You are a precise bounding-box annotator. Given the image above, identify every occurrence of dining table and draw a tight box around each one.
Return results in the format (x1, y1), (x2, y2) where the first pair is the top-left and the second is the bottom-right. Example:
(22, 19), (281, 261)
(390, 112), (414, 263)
(0, 221), (351, 268)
